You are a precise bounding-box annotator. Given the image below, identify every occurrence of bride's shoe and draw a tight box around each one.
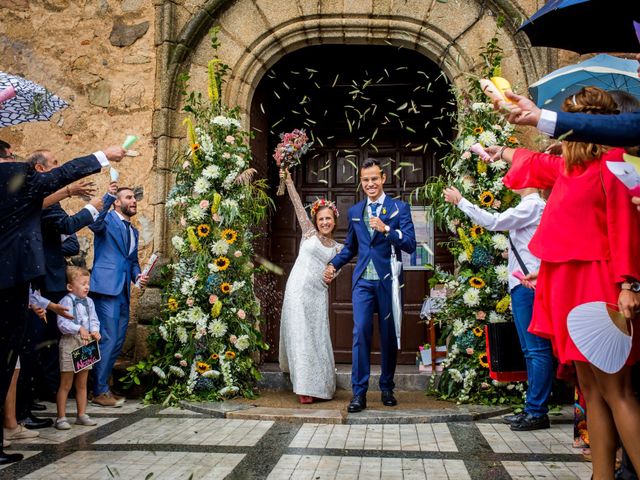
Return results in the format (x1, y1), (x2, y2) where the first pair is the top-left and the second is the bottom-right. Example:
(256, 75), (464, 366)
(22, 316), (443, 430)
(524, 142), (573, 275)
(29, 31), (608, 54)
(298, 395), (313, 404)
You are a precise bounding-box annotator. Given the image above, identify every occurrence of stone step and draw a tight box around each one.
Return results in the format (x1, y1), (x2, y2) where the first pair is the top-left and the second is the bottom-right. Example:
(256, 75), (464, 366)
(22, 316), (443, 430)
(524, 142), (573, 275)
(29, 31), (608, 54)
(258, 363), (433, 392)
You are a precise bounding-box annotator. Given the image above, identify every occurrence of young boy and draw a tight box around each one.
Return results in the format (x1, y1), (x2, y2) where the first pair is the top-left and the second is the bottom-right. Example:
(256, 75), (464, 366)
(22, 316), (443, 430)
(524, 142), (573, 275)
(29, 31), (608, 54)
(55, 266), (101, 430)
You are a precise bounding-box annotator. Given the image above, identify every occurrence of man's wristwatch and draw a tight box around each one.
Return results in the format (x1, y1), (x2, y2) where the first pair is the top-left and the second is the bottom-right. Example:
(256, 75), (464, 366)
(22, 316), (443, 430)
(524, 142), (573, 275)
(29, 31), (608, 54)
(621, 281), (640, 293)
(384, 225), (390, 234)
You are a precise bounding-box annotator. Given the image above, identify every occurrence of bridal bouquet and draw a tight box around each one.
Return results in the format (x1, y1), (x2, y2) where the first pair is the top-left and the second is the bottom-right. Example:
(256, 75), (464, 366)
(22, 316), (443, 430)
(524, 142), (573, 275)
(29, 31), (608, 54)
(273, 128), (312, 195)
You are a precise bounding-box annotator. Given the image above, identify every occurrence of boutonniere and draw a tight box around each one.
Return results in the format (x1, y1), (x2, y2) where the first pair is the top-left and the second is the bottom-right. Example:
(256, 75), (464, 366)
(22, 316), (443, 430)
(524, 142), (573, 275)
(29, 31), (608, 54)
(382, 208), (387, 215)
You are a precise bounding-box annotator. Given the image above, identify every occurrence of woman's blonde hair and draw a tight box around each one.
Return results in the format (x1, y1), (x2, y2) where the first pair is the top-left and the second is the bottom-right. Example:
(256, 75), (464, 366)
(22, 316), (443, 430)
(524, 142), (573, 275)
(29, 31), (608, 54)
(561, 86), (619, 171)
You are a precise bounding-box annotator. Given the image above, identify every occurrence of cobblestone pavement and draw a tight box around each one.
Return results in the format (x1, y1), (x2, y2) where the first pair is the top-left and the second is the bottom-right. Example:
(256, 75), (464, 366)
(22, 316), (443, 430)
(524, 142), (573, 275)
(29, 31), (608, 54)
(1, 401), (591, 479)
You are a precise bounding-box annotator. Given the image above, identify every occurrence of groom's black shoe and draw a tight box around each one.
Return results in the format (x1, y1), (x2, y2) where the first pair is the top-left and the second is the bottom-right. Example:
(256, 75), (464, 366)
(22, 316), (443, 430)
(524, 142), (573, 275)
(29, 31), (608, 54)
(347, 395), (367, 413)
(381, 390), (397, 407)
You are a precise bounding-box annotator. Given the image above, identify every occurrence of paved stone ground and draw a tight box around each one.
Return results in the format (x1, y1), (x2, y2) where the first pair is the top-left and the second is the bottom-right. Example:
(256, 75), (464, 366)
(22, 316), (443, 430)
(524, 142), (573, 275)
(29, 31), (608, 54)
(1, 400), (591, 479)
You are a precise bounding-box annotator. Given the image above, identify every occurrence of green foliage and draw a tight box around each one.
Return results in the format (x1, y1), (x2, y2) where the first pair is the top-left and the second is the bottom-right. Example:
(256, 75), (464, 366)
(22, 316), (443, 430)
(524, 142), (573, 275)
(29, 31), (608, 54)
(417, 28), (525, 405)
(124, 29), (272, 405)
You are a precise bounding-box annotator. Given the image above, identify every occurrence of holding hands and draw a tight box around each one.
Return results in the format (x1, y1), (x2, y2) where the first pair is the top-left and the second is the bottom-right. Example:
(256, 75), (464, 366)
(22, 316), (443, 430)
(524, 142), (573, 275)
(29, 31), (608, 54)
(323, 264), (336, 284)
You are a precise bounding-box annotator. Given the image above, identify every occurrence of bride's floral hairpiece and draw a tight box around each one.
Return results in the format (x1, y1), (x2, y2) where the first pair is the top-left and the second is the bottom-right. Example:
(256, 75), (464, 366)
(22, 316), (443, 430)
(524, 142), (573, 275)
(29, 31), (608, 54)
(310, 198), (339, 219)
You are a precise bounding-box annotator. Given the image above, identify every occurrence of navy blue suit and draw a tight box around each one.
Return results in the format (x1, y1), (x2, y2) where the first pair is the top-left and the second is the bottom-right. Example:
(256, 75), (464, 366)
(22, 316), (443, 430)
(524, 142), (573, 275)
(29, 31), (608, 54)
(0, 154), (102, 448)
(555, 111), (640, 146)
(330, 195), (416, 395)
(89, 210), (141, 396)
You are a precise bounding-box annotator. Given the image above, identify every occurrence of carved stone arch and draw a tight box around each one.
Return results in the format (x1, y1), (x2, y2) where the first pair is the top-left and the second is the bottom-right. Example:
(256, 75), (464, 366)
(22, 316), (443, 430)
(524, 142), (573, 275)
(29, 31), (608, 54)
(153, 0), (556, 252)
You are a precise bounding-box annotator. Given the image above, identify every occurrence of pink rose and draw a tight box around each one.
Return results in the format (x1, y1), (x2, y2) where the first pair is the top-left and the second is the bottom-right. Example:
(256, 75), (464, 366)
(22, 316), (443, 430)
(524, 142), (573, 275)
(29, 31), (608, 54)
(452, 219), (460, 226)
(212, 213), (221, 222)
(225, 135), (235, 144)
(234, 250), (242, 258)
(209, 295), (218, 304)
(461, 151), (472, 160)
(229, 334), (238, 344)
(222, 152), (231, 159)
(174, 353), (183, 359)
(481, 382), (489, 389)
(182, 161), (190, 169)
(186, 297), (194, 307)
(200, 200), (210, 209)
(475, 311), (486, 320)
(237, 309), (246, 320)
(179, 360), (187, 367)
(180, 216), (187, 227)
(466, 348), (474, 355)
(492, 199), (502, 209)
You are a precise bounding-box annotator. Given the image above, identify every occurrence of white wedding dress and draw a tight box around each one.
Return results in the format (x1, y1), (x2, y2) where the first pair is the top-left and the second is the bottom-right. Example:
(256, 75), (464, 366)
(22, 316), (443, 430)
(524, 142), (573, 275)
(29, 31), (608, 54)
(278, 177), (341, 399)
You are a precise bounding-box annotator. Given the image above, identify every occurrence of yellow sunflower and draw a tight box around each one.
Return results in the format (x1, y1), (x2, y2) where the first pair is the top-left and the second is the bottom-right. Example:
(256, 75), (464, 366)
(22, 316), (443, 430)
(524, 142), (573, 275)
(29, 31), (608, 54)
(470, 225), (484, 238)
(469, 277), (486, 289)
(197, 224), (211, 237)
(167, 298), (179, 311)
(196, 361), (210, 374)
(478, 352), (490, 368)
(473, 126), (484, 134)
(221, 228), (238, 244)
(210, 353), (219, 361)
(225, 351), (236, 360)
(220, 282), (232, 294)
(507, 136), (519, 145)
(215, 256), (230, 271)
(472, 326), (484, 337)
(191, 143), (200, 154)
(479, 191), (494, 207)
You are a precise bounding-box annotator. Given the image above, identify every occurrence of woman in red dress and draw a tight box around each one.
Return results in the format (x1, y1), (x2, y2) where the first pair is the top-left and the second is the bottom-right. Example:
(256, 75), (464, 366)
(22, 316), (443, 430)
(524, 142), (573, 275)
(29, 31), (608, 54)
(490, 87), (640, 479)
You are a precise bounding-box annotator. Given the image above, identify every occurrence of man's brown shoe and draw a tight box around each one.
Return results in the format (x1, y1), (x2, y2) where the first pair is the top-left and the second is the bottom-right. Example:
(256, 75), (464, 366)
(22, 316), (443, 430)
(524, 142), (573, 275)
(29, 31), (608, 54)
(92, 393), (123, 408)
(111, 392), (126, 403)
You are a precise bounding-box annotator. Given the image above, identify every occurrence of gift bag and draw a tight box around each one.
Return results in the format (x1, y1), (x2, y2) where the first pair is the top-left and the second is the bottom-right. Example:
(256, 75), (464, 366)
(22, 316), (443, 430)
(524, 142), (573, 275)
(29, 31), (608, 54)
(485, 323), (527, 382)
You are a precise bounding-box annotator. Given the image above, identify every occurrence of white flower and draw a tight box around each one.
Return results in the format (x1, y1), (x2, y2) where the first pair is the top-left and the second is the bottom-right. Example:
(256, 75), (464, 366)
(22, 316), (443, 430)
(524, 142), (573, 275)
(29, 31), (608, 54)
(461, 176), (475, 192)
(447, 220), (458, 234)
(495, 265), (509, 284)
(491, 234), (509, 251)
(194, 177), (211, 195)
(171, 236), (185, 251)
(187, 204), (205, 222)
(489, 312), (506, 323)
(452, 319), (467, 336)
(180, 277), (197, 297)
(219, 385), (239, 396)
(202, 165), (221, 179)
(212, 115), (241, 129)
(478, 130), (498, 147)
(489, 159), (507, 171)
(169, 366), (185, 377)
(457, 251), (468, 263)
(449, 368), (464, 383)
(158, 325), (169, 341)
(211, 239), (229, 256)
(492, 124), (503, 131)
(462, 289), (481, 307)
(235, 335), (250, 351)
(231, 280), (245, 293)
(461, 135), (476, 151)
(176, 326), (188, 344)
(152, 366), (166, 379)
(471, 102), (492, 112)
(492, 179), (504, 192)
(202, 369), (220, 378)
(209, 319), (227, 338)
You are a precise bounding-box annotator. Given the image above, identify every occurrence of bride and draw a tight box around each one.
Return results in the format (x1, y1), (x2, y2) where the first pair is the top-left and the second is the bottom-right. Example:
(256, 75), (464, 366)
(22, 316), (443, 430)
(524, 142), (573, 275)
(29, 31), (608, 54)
(279, 170), (342, 403)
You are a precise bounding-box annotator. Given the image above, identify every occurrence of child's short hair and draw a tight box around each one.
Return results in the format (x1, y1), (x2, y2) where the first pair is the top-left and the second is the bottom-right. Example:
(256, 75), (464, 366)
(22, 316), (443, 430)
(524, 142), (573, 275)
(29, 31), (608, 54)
(66, 266), (90, 283)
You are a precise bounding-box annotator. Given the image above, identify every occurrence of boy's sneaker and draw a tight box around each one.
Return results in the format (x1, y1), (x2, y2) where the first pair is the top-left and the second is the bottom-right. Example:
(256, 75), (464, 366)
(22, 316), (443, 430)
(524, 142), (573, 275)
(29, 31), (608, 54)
(92, 392), (124, 407)
(2, 439), (10, 448)
(54, 418), (71, 430)
(4, 424), (40, 439)
(75, 414), (97, 426)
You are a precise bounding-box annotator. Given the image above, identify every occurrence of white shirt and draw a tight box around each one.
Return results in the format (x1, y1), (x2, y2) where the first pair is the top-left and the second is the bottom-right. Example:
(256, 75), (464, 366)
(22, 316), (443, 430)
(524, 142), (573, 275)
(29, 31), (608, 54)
(537, 109), (558, 137)
(114, 210), (135, 255)
(57, 293), (100, 335)
(457, 193), (545, 291)
(365, 193), (403, 239)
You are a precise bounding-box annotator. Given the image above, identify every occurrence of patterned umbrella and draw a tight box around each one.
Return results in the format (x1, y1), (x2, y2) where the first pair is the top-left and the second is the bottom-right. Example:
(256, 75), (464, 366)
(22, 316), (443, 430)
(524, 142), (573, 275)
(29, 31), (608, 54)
(0, 71), (68, 128)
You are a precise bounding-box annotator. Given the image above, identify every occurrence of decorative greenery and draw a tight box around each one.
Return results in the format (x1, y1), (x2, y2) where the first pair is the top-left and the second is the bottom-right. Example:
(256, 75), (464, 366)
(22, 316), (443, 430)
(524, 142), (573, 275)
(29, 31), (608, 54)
(415, 25), (525, 405)
(129, 27), (272, 404)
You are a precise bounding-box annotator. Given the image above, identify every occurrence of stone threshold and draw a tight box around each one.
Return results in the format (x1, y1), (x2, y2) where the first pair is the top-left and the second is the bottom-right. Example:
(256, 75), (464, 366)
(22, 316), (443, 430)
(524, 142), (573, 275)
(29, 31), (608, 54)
(179, 398), (511, 425)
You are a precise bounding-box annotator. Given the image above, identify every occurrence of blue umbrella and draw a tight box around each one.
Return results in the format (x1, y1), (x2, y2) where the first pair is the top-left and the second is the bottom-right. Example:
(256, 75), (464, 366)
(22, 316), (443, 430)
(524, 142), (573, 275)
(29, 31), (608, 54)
(529, 54), (640, 111)
(518, 0), (640, 54)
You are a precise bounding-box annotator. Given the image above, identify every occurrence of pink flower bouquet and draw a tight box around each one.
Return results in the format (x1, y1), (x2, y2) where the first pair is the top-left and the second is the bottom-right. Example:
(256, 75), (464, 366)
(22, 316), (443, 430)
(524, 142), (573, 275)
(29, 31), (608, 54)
(273, 128), (312, 196)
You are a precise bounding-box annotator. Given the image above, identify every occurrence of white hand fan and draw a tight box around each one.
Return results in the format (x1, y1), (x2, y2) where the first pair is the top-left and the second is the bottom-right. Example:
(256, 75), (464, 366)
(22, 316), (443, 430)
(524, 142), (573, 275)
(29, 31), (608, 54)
(567, 301), (633, 374)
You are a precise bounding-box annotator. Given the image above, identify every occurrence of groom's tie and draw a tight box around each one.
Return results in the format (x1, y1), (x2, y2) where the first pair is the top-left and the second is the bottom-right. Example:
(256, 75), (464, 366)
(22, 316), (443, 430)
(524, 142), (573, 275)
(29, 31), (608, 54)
(369, 202), (379, 218)
(363, 202), (380, 280)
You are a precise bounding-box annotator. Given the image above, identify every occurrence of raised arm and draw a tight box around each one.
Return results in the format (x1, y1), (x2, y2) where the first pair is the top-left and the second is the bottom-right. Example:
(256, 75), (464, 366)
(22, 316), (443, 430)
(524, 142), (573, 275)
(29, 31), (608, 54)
(284, 172), (315, 237)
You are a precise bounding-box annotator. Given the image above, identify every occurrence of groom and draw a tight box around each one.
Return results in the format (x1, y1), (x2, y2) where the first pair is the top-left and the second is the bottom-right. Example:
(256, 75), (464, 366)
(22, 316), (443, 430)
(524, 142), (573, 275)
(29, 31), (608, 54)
(324, 158), (416, 412)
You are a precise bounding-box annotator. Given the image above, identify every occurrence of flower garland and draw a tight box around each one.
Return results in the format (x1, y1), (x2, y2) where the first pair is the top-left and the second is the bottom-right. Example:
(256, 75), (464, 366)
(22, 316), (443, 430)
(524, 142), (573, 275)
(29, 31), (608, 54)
(416, 27), (525, 405)
(133, 28), (272, 404)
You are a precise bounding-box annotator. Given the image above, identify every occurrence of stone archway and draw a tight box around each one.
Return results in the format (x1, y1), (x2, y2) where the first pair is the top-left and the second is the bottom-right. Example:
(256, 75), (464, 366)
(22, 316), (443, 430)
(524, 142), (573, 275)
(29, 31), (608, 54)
(152, 0), (557, 254)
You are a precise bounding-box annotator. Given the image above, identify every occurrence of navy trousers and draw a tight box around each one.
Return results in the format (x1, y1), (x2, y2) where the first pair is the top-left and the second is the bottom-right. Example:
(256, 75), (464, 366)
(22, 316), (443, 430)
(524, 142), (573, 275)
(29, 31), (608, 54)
(351, 279), (397, 396)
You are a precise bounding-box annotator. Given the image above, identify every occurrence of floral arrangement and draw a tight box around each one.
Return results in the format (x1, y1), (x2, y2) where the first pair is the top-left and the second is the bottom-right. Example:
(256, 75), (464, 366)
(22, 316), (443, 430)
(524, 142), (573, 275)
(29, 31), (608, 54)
(128, 28), (272, 404)
(310, 198), (339, 220)
(273, 128), (312, 195)
(416, 27), (525, 406)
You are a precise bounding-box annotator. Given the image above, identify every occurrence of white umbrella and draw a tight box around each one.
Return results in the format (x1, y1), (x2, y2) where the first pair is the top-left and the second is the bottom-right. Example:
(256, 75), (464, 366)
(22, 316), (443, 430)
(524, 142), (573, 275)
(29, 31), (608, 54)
(390, 250), (403, 349)
(0, 71), (68, 128)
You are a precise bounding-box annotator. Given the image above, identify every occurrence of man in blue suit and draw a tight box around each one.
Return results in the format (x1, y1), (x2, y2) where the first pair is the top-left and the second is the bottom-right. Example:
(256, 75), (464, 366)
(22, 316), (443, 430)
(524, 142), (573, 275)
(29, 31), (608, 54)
(325, 158), (416, 412)
(0, 141), (125, 464)
(90, 187), (148, 407)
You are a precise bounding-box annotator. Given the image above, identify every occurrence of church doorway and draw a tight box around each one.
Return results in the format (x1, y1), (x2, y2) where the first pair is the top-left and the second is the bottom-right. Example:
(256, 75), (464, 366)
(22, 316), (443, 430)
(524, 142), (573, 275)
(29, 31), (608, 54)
(250, 44), (455, 364)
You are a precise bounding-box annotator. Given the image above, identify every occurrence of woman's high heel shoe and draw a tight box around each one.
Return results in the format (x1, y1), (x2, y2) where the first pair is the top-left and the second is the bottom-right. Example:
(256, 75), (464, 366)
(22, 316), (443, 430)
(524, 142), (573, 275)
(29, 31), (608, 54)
(298, 395), (313, 404)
